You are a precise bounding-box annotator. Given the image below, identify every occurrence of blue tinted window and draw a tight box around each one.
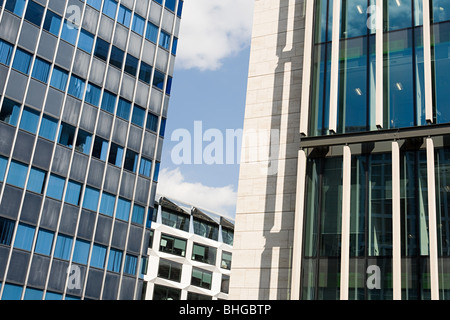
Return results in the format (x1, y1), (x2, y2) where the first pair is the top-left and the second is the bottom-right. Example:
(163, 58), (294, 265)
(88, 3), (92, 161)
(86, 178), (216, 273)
(46, 174), (65, 200)
(110, 46), (124, 69)
(154, 0), (162, 4)
(124, 54), (138, 76)
(39, 115), (58, 141)
(99, 192), (116, 216)
(19, 107), (40, 134)
(0, 40), (14, 65)
(116, 197), (131, 221)
(124, 254), (137, 275)
(108, 143), (123, 167)
(0, 217), (14, 245)
(146, 22), (158, 43)
(94, 37), (110, 61)
(117, 98), (131, 120)
(85, 83), (101, 106)
(172, 37), (178, 55)
(14, 223), (35, 251)
(45, 292), (62, 300)
(12, 48), (32, 74)
(139, 61), (152, 84)
(139, 157), (152, 177)
(90, 244), (107, 269)
(165, 0), (176, 11)
(159, 30), (171, 50)
(166, 76), (173, 95)
(61, 19), (79, 45)
(132, 204), (145, 225)
(54, 234), (73, 260)
(7, 160), (28, 188)
(103, 0), (117, 19)
(0, 97), (21, 126)
(83, 186), (100, 211)
(132, 14), (145, 35)
(43, 10), (62, 36)
(27, 167), (46, 194)
(2, 283), (23, 300)
(131, 105), (145, 127)
(5, 0), (26, 16)
(153, 69), (165, 90)
(92, 136), (109, 161)
(87, 0), (102, 10)
(160, 118), (167, 137)
(78, 29), (95, 53)
(0, 156), (7, 182)
(101, 90), (117, 113)
(117, 5), (131, 27)
(107, 248), (122, 272)
(65, 180), (82, 206)
(24, 1), (45, 26)
(73, 239), (90, 264)
(31, 57), (51, 83)
(58, 123), (76, 148)
(68, 75), (86, 99)
(35, 229), (54, 256)
(153, 161), (160, 181)
(75, 129), (92, 155)
(146, 113), (158, 132)
(177, 0), (183, 17)
(50, 66), (69, 91)
(24, 288), (43, 300)
(124, 149), (138, 173)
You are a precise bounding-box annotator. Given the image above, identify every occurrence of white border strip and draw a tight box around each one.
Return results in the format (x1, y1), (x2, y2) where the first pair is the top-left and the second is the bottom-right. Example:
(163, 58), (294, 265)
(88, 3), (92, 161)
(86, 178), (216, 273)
(328, 0), (340, 133)
(340, 145), (351, 300)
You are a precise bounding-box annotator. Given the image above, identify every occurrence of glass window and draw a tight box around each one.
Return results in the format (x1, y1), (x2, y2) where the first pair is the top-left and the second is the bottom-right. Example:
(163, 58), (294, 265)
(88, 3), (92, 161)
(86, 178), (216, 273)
(116, 197), (131, 221)
(193, 218), (219, 241)
(108, 143), (124, 167)
(139, 61), (152, 84)
(152, 70), (165, 90)
(2, 283), (23, 300)
(432, 0), (450, 23)
(132, 14), (145, 35)
(221, 274), (230, 294)
(153, 161), (160, 181)
(124, 254), (137, 275)
(159, 234), (186, 257)
(222, 227), (234, 246)
(24, 0), (45, 26)
(101, 90), (116, 113)
(72, 239), (90, 264)
(83, 186), (100, 212)
(39, 115), (58, 141)
(102, 0), (118, 19)
(7, 160), (28, 188)
(146, 22), (159, 43)
(68, 74), (86, 100)
(85, 82), (101, 106)
(158, 259), (182, 282)
(27, 167), (46, 194)
(92, 136), (109, 161)
(19, 107), (40, 134)
(117, 98), (131, 120)
(221, 251), (232, 269)
(35, 229), (54, 256)
(0, 39), (14, 66)
(153, 284), (181, 300)
(94, 37), (110, 61)
(0, 156), (7, 182)
(165, 0), (176, 12)
(87, 0), (102, 10)
(192, 243), (217, 265)
(0, 97), (21, 126)
(177, 0), (183, 17)
(384, 0), (413, 32)
(90, 244), (107, 269)
(131, 204), (145, 225)
(159, 31), (170, 50)
(146, 113), (158, 132)
(31, 57), (51, 83)
(340, 0), (368, 39)
(45, 292), (62, 300)
(166, 77), (172, 95)
(131, 105), (145, 127)
(78, 29), (95, 54)
(139, 157), (152, 178)
(12, 48), (32, 74)
(432, 21), (450, 124)
(124, 54), (138, 76)
(61, 19), (79, 45)
(24, 288), (43, 300)
(107, 248), (122, 273)
(50, 66), (69, 91)
(5, 0), (26, 16)
(65, 180), (82, 206)
(117, 5), (131, 27)
(58, 123), (76, 148)
(99, 192), (116, 216)
(191, 268), (212, 290)
(123, 149), (138, 173)
(0, 217), (15, 245)
(43, 10), (62, 36)
(161, 209), (189, 232)
(13, 223), (35, 251)
(110, 46), (124, 69)
(159, 118), (167, 137)
(46, 174), (65, 200)
(172, 37), (178, 56)
(75, 129), (92, 155)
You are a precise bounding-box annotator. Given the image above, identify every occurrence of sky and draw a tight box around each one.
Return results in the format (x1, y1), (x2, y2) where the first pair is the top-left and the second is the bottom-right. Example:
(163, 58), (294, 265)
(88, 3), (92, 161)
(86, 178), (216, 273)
(155, 0), (255, 220)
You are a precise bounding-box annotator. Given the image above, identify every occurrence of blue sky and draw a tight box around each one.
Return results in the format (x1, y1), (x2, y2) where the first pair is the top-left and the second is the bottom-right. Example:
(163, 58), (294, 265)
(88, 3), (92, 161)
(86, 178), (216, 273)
(156, 0), (254, 219)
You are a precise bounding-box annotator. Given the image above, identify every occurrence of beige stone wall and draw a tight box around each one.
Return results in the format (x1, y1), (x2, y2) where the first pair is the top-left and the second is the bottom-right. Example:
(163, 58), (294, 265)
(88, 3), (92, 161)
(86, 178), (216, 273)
(229, 0), (306, 300)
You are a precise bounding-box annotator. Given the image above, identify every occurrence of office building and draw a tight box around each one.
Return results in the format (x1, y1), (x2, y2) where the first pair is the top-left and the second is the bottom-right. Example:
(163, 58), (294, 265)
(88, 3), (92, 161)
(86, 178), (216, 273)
(0, 0), (182, 300)
(230, 0), (450, 300)
(143, 196), (234, 300)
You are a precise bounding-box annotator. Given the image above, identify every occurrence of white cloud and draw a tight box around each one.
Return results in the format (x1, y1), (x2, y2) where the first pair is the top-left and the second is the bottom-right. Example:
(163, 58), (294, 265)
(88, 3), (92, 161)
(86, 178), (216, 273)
(156, 167), (237, 219)
(176, 0), (254, 71)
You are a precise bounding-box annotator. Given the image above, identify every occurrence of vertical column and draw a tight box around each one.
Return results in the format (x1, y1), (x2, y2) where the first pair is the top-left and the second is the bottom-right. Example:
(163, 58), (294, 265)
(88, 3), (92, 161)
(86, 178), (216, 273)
(300, 0), (315, 136)
(328, 0), (341, 133)
(423, 0), (434, 123)
(392, 141), (401, 300)
(340, 146), (351, 300)
(290, 149), (307, 300)
(427, 138), (440, 299)
(376, 0), (384, 128)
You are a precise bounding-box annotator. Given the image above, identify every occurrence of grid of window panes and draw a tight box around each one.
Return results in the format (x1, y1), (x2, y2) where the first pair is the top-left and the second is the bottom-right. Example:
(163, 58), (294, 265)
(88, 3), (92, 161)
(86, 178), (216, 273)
(309, 0), (450, 136)
(0, 0), (183, 300)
